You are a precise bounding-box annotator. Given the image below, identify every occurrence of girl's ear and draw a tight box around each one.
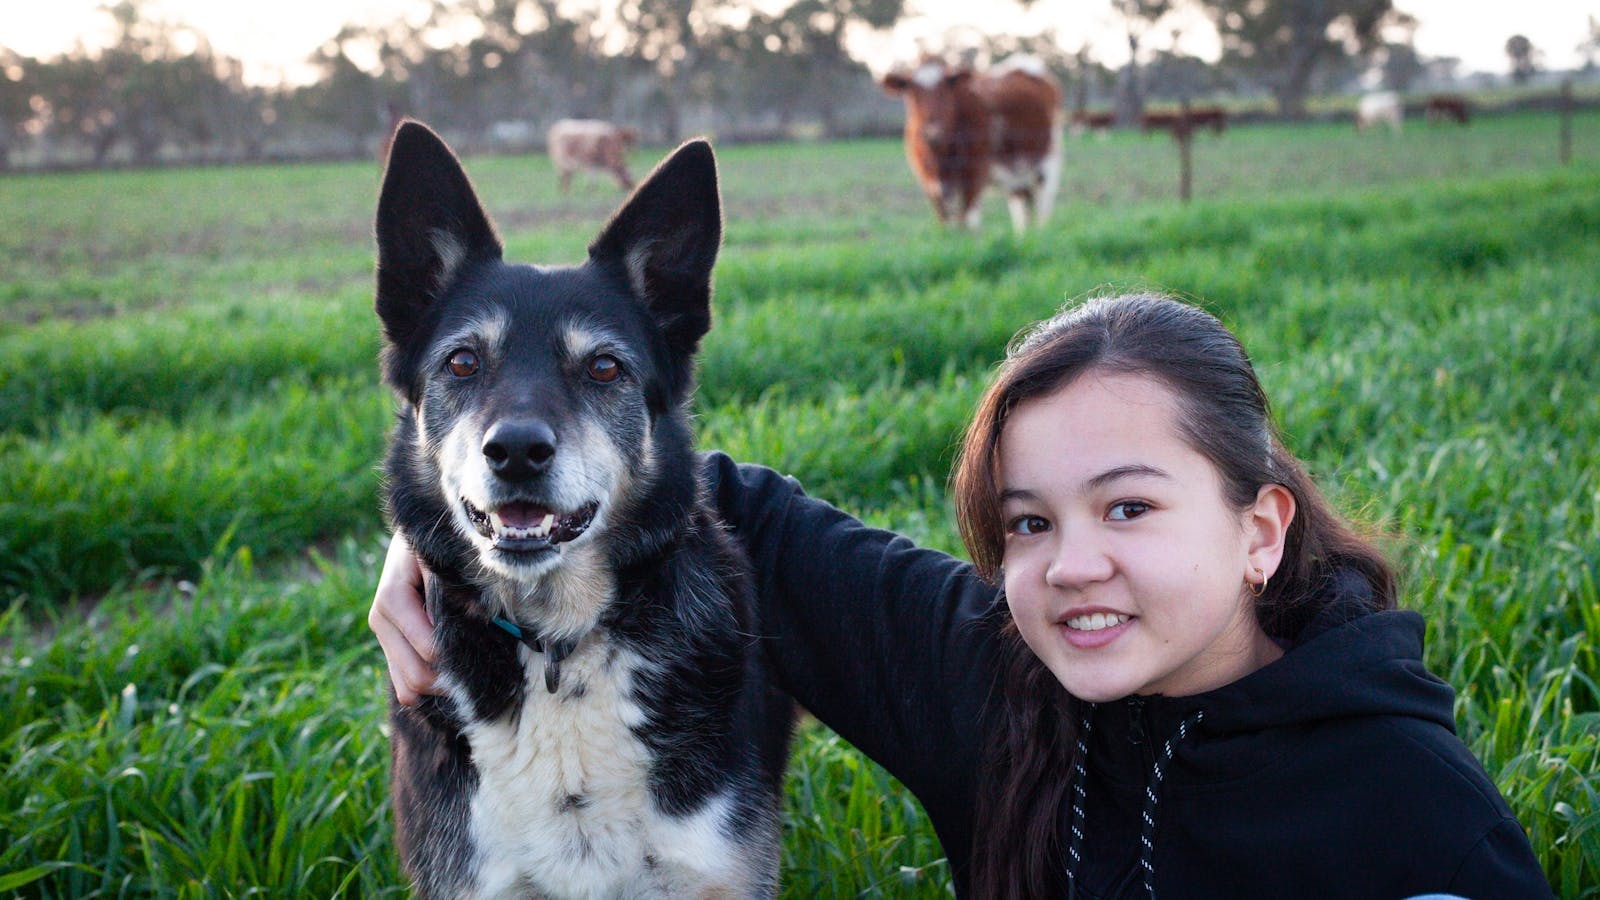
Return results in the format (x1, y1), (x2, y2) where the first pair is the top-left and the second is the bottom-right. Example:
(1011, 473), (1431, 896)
(1246, 484), (1296, 584)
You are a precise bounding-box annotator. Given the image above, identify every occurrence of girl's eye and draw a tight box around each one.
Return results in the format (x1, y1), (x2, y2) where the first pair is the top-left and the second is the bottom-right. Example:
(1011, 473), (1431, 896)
(1107, 501), (1151, 521)
(447, 350), (479, 377)
(587, 354), (622, 383)
(1007, 515), (1051, 536)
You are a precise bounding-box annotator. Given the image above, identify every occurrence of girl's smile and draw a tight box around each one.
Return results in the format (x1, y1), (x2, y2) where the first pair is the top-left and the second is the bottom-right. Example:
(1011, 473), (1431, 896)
(1057, 608), (1134, 649)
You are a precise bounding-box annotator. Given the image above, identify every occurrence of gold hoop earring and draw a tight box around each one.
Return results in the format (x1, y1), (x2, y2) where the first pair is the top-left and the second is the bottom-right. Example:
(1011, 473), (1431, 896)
(1248, 566), (1267, 598)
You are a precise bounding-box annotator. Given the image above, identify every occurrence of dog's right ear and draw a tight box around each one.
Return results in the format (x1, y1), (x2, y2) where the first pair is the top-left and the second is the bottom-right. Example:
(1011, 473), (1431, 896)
(375, 121), (503, 350)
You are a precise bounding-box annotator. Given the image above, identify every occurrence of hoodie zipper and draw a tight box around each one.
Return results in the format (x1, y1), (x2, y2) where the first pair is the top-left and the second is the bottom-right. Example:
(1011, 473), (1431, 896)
(1126, 696), (1157, 773)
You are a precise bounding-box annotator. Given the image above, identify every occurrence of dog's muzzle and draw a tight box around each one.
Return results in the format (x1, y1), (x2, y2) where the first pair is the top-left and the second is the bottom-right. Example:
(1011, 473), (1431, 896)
(463, 498), (598, 553)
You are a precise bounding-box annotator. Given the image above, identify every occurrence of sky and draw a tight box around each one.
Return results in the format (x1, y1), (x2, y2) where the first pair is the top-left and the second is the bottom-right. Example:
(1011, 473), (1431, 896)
(3, 0), (1595, 87)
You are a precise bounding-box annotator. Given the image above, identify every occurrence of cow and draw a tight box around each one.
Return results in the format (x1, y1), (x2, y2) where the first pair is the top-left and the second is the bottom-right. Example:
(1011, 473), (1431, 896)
(880, 55), (1063, 232)
(1068, 109), (1115, 138)
(546, 119), (638, 193)
(1425, 94), (1471, 125)
(1356, 91), (1403, 133)
(1186, 105), (1229, 134)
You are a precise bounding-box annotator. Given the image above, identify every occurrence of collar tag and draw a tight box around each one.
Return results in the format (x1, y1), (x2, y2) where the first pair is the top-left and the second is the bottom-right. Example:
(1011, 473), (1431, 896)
(492, 617), (573, 693)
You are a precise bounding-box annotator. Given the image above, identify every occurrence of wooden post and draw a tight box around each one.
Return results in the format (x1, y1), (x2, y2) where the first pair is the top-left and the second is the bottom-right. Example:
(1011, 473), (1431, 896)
(1177, 98), (1194, 203)
(1560, 79), (1574, 166)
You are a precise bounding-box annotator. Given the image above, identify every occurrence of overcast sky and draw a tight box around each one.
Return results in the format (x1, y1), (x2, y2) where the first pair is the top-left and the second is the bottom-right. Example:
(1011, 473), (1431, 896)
(4, 0), (1594, 86)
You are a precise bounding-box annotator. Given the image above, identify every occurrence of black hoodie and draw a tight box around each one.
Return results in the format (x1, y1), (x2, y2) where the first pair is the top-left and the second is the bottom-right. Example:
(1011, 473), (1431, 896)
(704, 453), (1551, 899)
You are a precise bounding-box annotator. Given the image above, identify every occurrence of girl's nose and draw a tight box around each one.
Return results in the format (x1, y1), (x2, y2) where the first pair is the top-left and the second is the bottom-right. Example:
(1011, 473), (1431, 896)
(1043, 532), (1115, 589)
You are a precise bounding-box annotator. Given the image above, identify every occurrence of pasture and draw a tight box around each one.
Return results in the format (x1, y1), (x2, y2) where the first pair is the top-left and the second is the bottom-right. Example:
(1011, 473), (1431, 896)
(2, 109), (1599, 896)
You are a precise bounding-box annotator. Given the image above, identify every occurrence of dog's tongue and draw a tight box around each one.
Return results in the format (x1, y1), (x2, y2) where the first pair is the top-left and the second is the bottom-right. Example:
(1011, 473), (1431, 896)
(495, 501), (551, 529)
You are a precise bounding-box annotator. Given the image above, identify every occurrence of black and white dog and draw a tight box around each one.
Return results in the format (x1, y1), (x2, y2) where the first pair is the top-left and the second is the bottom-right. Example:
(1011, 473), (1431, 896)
(374, 121), (794, 898)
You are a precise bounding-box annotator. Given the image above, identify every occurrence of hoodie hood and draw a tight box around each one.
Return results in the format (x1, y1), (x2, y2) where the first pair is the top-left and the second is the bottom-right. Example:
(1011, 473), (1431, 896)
(1194, 568), (1456, 735)
(1091, 567), (1458, 787)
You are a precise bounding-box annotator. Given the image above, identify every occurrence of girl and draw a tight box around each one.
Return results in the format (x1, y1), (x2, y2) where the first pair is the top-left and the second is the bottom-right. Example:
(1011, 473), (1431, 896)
(372, 293), (1550, 897)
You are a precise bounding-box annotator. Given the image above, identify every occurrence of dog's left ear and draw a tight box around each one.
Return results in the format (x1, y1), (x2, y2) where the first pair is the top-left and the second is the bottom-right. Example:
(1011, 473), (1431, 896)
(375, 121), (503, 351)
(588, 139), (722, 357)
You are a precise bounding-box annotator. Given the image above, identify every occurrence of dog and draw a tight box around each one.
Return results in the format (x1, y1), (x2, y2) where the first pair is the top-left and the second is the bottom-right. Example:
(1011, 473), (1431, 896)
(374, 120), (795, 898)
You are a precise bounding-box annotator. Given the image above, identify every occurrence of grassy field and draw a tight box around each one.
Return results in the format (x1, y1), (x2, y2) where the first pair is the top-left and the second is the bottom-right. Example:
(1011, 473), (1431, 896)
(2, 109), (1598, 896)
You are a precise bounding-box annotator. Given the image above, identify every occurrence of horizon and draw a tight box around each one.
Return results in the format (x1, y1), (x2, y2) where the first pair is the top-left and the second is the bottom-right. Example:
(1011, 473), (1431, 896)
(3, 0), (1594, 88)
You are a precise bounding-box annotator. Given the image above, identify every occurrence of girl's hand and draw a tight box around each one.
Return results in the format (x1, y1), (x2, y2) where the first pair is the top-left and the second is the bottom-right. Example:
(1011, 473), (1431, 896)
(369, 533), (441, 705)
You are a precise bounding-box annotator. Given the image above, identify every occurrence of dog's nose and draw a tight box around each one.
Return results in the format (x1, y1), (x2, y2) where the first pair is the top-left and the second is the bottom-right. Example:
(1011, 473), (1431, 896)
(482, 420), (557, 481)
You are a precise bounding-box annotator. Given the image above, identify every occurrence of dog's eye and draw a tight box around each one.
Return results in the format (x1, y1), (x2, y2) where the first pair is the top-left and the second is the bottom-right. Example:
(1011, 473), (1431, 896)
(447, 350), (479, 377)
(587, 355), (622, 383)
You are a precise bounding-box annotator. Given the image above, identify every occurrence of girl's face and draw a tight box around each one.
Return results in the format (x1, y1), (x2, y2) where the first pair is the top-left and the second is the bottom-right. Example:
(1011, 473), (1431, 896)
(998, 371), (1290, 703)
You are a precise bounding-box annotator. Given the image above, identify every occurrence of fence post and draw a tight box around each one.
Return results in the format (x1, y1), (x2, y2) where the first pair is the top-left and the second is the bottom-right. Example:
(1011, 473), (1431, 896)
(1177, 99), (1194, 203)
(1560, 79), (1574, 165)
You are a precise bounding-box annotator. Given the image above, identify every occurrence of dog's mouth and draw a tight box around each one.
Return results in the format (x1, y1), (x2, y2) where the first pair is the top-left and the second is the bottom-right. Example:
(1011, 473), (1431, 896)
(463, 498), (599, 552)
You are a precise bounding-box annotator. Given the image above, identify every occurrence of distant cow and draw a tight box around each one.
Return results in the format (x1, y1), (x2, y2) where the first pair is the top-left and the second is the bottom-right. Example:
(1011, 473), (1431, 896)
(881, 55), (1063, 232)
(1186, 105), (1228, 134)
(1356, 92), (1403, 133)
(1425, 94), (1471, 125)
(547, 119), (638, 192)
(1069, 109), (1115, 138)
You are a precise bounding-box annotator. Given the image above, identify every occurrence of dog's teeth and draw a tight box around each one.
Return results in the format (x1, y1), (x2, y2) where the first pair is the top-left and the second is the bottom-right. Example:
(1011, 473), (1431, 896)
(539, 513), (556, 537)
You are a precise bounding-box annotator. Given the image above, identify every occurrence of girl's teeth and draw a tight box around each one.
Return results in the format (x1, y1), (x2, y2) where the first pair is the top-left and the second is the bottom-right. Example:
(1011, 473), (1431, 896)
(1066, 613), (1130, 631)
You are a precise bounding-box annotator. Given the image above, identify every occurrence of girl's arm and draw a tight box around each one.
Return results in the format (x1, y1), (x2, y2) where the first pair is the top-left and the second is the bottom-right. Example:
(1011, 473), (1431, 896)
(368, 452), (1003, 830)
(700, 452), (1002, 818)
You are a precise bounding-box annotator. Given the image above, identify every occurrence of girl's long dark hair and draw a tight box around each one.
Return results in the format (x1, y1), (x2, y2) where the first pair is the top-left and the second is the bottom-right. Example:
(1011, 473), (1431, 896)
(951, 294), (1396, 898)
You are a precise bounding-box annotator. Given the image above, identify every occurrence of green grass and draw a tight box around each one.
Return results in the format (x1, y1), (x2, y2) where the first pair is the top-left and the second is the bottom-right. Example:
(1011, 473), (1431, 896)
(2, 108), (1598, 896)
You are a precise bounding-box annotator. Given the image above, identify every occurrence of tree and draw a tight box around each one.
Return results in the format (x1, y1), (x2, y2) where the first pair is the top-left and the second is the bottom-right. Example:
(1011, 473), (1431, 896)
(1143, 48), (1229, 100)
(1200, 0), (1393, 119)
(1581, 16), (1599, 72)
(1110, 0), (1175, 125)
(15, 0), (261, 165)
(294, 26), (387, 155)
(1505, 34), (1538, 84)
(773, 0), (903, 136)
(0, 50), (33, 170)
(615, 0), (731, 141)
(1377, 12), (1422, 92)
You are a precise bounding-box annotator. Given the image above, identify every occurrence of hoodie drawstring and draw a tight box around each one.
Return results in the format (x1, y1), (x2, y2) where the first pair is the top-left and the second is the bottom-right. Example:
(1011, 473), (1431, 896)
(1064, 702), (1097, 896)
(1138, 710), (1205, 899)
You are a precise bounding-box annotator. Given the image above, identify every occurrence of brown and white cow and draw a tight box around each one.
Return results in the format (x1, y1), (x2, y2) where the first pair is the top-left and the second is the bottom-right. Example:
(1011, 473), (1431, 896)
(881, 55), (1063, 232)
(546, 119), (638, 193)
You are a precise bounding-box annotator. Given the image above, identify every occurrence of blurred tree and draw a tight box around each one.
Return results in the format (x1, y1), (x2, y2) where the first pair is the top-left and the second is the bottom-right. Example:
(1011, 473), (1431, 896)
(15, 0), (260, 165)
(1056, 43), (1119, 113)
(0, 50), (32, 170)
(1581, 16), (1599, 72)
(616, 0), (727, 141)
(425, 0), (602, 129)
(1377, 12), (1422, 91)
(1505, 34), (1538, 84)
(1110, 0), (1176, 125)
(295, 26), (387, 156)
(1142, 48), (1230, 100)
(1377, 41), (1424, 92)
(1425, 55), (1461, 86)
(1200, 0), (1393, 118)
(762, 0), (903, 137)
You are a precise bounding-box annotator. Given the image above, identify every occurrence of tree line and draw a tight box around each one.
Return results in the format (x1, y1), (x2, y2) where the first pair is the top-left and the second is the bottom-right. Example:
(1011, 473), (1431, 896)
(0, 0), (1585, 171)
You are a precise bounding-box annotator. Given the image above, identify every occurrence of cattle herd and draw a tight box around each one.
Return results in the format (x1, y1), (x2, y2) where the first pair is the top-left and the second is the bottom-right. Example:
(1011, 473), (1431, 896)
(509, 56), (1475, 232)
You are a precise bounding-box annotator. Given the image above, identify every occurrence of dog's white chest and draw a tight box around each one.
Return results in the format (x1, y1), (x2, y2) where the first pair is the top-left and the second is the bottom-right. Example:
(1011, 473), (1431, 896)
(459, 638), (744, 898)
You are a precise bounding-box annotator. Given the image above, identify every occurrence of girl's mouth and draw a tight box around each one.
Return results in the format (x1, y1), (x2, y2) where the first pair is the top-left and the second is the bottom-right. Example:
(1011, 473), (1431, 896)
(1060, 612), (1133, 649)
